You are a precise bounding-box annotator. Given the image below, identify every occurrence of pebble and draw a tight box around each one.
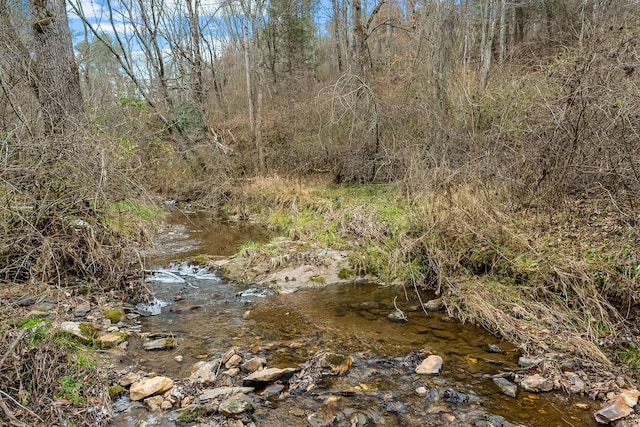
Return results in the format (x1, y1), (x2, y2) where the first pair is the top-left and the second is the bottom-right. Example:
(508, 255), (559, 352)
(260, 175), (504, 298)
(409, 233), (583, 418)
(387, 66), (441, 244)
(416, 386), (427, 397)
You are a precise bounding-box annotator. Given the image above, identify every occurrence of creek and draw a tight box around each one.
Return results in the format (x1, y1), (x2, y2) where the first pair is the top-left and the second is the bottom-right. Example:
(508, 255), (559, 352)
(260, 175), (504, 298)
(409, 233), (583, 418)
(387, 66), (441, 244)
(110, 210), (598, 426)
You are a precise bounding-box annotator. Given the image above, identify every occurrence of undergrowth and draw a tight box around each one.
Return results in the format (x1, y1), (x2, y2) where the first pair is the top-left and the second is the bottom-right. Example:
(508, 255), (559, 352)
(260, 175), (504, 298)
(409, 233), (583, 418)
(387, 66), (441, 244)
(227, 175), (640, 369)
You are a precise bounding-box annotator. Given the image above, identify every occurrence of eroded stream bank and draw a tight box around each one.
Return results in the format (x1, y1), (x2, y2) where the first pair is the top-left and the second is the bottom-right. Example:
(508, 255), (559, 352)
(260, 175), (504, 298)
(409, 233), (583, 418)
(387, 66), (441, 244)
(108, 211), (601, 426)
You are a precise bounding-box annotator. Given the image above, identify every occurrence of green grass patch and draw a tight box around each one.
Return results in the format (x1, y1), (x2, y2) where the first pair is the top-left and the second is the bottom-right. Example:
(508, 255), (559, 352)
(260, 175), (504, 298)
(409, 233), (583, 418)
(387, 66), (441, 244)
(103, 199), (164, 235)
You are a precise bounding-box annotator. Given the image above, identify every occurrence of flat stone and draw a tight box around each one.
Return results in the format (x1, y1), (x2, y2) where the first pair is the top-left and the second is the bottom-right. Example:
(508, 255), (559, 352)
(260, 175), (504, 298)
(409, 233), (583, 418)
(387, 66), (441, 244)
(520, 374), (553, 392)
(415, 386), (428, 397)
(242, 367), (297, 387)
(223, 368), (240, 376)
(143, 337), (176, 351)
(594, 389), (640, 424)
(189, 360), (219, 385)
(415, 355), (443, 375)
(493, 377), (517, 397)
(130, 376), (174, 401)
(200, 386), (254, 401)
(241, 357), (266, 373)
(518, 356), (542, 369)
(218, 393), (253, 417)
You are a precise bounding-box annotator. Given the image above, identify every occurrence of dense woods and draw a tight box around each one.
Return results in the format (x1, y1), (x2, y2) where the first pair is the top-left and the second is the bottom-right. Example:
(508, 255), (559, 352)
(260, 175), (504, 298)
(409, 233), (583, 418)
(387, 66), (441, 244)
(1, 0), (638, 201)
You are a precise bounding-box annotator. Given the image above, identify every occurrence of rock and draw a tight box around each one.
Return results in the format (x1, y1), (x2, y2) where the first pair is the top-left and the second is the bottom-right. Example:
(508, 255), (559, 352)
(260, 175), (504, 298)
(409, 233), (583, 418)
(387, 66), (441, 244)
(225, 354), (242, 369)
(441, 388), (477, 404)
(98, 333), (125, 349)
(143, 337), (176, 351)
(17, 295), (36, 307)
(189, 360), (219, 385)
(241, 357), (266, 373)
(243, 310), (251, 320)
(493, 377), (517, 397)
(518, 356), (542, 369)
(166, 405), (217, 423)
(565, 372), (585, 394)
(520, 374), (553, 392)
(223, 368), (240, 376)
(58, 321), (97, 344)
(487, 344), (504, 354)
(144, 395), (164, 411)
(387, 309), (407, 322)
(594, 389), (640, 424)
(262, 383), (284, 399)
(243, 367), (297, 387)
(161, 400), (173, 410)
(218, 393), (253, 417)
(74, 302), (91, 317)
(130, 376), (174, 401)
(415, 355), (443, 375)
(422, 298), (444, 311)
(119, 372), (138, 387)
(199, 386), (254, 401)
(222, 349), (237, 364)
(169, 303), (202, 313)
(175, 355), (183, 363)
(102, 307), (126, 323)
(416, 386), (428, 397)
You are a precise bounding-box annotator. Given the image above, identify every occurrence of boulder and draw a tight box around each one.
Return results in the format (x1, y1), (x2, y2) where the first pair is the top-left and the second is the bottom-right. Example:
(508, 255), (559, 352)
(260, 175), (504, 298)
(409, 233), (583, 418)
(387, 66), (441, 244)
(130, 376), (174, 401)
(242, 367), (297, 387)
(565, 372), (585, 394)
(58, 321), (96, 344)
(415, 355), (443, 375)
(98, 333), (125, 349)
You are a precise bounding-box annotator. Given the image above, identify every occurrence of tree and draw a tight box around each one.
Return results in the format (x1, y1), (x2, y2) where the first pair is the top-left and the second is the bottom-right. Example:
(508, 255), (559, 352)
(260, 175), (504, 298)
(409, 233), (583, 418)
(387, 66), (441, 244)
(30, 0), (84, 134)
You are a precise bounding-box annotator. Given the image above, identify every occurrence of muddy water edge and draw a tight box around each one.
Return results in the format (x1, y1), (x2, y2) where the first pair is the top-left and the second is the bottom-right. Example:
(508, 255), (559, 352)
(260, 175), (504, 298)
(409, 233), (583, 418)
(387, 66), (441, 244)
(111, 210), (597, 426)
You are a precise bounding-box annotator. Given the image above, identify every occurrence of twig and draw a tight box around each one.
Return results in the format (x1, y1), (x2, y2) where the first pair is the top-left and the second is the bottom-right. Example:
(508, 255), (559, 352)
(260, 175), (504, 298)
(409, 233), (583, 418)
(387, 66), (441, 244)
(0, 329), (27, 369)
(0, 390), (44, 424)
(393, 296), (408, 322)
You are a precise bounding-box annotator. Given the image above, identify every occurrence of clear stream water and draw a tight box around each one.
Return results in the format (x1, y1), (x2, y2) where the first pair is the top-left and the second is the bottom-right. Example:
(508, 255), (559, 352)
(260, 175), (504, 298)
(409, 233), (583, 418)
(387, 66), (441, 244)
(112, 210), (598, 426)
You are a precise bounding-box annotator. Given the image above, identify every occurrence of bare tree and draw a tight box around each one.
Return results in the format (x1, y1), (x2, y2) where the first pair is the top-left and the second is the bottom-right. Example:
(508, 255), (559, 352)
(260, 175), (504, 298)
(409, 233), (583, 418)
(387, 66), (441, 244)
(30, 0), (84, 134)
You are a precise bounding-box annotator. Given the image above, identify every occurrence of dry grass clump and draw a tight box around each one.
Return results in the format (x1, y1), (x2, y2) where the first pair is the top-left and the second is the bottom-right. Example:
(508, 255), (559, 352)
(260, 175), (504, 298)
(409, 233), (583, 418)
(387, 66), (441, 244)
(0, 326), (110, 426)
(414, 184), (637, 365)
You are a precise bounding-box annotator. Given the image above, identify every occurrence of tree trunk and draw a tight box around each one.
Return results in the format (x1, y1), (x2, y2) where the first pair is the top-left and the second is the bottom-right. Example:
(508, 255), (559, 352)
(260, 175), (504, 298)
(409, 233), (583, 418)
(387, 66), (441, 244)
(479, 0), (497, 91)
(186, 0), (205, 109)
(30, 0), (84, 134)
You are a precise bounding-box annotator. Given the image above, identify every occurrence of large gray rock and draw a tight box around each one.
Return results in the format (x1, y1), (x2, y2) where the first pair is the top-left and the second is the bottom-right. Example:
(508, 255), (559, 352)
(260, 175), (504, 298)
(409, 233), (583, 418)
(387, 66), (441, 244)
(520, 374), (553, 392)
(242, 367), (297, 387)
(594, 389), (640, 424)
(130, 376), (174, 401)
(218, 393), (254, 417)
(415, 355), (443, 375)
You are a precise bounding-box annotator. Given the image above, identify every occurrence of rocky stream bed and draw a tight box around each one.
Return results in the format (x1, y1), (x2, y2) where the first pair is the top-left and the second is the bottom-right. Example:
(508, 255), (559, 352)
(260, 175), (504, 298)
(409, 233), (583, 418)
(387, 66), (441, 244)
(55, 211), (640, 426)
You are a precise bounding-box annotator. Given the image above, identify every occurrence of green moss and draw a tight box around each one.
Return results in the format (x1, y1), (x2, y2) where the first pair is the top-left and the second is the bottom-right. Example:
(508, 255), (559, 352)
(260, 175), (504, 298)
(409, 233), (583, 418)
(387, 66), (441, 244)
(102, 308), (126, 324)
(109, 385), (125, 399)
(78, 323), (98, 343)
(176, 406), (215, 422)
(337, 268), (353, 280)
(325, 353), (348, 367)
(309, 275), (326, 284)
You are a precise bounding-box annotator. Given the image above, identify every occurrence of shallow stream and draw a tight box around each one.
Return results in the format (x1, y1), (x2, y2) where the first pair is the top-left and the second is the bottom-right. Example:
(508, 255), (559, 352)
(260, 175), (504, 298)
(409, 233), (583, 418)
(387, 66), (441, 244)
(112, 210), (598, 426)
